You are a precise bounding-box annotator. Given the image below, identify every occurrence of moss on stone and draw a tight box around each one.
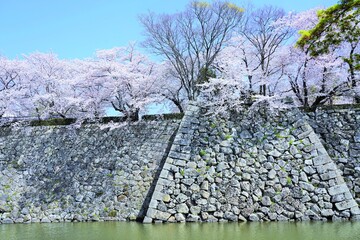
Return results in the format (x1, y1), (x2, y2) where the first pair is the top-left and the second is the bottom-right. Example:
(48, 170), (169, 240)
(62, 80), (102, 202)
(108, 210), (117, 217)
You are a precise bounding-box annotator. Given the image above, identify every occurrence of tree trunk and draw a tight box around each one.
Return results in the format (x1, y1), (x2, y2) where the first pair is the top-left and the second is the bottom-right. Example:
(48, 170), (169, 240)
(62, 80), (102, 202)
(127, 108), (140, 121)
(172, 100), (184, 113)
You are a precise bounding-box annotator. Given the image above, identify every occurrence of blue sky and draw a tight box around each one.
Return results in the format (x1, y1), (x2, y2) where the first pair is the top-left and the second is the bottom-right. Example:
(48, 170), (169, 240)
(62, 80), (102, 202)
(0, 0), (338, 59)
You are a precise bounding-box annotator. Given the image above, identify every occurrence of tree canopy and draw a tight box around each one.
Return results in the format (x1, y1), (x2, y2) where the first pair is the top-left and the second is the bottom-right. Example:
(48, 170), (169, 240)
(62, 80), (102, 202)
(297, 0), (360, 56)
(297, 0), (360, 102)
(140, 1), (244, 103)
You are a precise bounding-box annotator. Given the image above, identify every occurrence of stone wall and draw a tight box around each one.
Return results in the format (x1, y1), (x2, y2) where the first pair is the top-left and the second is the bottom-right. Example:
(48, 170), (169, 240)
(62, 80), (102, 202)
(1, 103), (360, 225)
(0, 120), (180, 224)
(144, 103), (360, 223)
(307, 107), (360, 206)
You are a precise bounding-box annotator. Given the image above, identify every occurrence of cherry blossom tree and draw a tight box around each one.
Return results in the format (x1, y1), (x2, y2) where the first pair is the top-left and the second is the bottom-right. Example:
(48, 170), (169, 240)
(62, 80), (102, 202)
(298, 0), (360, 103)
(91, 44), (160, 120)
(206, 5), (292, 108)
(19, 53), (86, 119)
(0, 45), (167, 122)
(240, 5), (293, 96)
(201, 6), (353, 110)
(71, 59), (111, 119)
(0, 56), (23, 117)
(276, 8), (352, 109)
(152, 61), (187, 113)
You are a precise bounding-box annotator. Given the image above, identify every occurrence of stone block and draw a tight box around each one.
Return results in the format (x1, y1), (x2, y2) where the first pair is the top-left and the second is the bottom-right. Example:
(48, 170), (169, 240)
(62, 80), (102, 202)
(169, 152), (190, 161)
(163, 163), (175, 171)
(303, 166), (316, 175)
(152, 191), (165, 201)
(146, 208), (157, 219)
(351, 207), (360, 215)
(159, 170), (169, 179)
(277, 215), (289, 221)
(317, 146), (329, 155)
(249, 213), (259, 221)
(317, 163), (337, 174)
(313, 155), (331, 166)
(335, 199), (358, 211)
(41, 217), (51, 223)
(204, 204), (217, 212)
(157, 178), (171, 186)
(344, 192), (353, 200)
(177, 203), (189, 214)
(162, 194), (171, 203)
(328, 184), (349, 196)
(320, 171), (337, 181)
(149, 199), (159, 209)
(174, 138), (191, 146)
(268, 150), (282, 158)
(143, 216), (153, 224)
(175, 213), (186, 222)
(176, 193), (188, 203)
(268, 169), (276, 180)
(201, 190), (210, 199)
(268, 213), (278, 221)
(224, 212), (238, 221)
(321, 209), (334, 217)
(308, 132), (319, 143)
(298, 130), (312, 139)
(301, 195), (311, 203)
(190, 206), (201, 215)
(187, 214), (200, 222)
(350, 148), (360, 157)
(332, 194), (345, 203)
(154, 184), (163, 193)
(182, 178), (195, 186)
(304, 160), (313, 165)
(173, 159), (186, 167)
(299, 181), (315, 192)
(2, 218), (14, 224)
(156, 211), (171, 221)
(261, 196), (272, 206)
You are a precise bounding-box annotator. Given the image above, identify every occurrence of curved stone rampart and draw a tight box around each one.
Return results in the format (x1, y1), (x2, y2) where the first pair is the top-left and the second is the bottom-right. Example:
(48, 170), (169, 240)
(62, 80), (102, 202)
(143, 103), (360, 223)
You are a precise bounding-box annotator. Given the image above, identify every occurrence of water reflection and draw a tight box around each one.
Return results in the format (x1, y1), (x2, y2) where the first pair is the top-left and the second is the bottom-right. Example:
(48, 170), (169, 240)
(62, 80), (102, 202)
(1, 221), (359, 240)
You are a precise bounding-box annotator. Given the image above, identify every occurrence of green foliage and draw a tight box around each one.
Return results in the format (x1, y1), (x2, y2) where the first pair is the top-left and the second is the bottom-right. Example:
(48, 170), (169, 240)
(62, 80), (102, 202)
(198, 67), (216, 84)
(297, 0), (360, 76)
(275, 133), (286, 139)
(287, 176), (292, 185)
(226, 3), (244, 12)
(108, 210), (117, 217)
(193, 1), (210, 8)
(224, 134), (232, 140)
(199, 149), (207, 156)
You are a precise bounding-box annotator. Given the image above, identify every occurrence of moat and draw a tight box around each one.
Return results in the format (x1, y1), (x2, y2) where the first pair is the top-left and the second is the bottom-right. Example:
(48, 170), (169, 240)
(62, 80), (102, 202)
(1, 222), (359, 240)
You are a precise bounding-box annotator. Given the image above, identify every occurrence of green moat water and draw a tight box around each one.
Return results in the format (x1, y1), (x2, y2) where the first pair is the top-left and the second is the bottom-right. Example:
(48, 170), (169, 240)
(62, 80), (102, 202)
(1, 222), (359, 240)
